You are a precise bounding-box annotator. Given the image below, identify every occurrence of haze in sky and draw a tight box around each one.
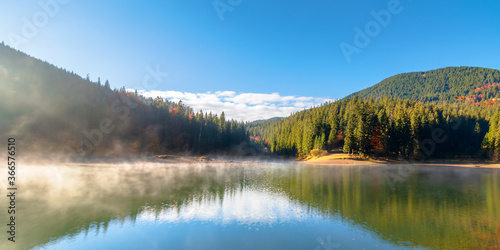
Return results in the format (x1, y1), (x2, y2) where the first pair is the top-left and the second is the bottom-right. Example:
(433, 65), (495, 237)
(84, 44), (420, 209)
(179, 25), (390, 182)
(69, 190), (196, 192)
(1, 0), (499, 120)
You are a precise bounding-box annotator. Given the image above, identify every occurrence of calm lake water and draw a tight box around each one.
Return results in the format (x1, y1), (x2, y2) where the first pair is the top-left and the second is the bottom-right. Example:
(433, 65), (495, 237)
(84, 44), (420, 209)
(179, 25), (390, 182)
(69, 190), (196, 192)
(1, 162), (499, 249)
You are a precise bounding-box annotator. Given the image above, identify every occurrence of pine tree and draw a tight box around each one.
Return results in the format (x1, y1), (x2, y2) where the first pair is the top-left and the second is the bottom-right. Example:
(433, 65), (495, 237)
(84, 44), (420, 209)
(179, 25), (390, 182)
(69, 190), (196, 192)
(343, 112), (357, 154)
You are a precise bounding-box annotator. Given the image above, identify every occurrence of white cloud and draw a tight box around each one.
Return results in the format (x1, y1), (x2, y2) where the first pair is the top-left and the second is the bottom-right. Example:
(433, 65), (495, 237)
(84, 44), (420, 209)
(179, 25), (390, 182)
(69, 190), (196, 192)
(138, 189), (313, 225)
(128, 89), (334, 122)
(215, 91), (236, 97)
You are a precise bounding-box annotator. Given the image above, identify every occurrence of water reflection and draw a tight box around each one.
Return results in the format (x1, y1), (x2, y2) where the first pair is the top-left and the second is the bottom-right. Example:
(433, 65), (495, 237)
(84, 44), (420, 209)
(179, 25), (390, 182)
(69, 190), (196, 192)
(0, 163), (498, 249)
(268, 165), (500, 249)
(138, 189), (312, 226)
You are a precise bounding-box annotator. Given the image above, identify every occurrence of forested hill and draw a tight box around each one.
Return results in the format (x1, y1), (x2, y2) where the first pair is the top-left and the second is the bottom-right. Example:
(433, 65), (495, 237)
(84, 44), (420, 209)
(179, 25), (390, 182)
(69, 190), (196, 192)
(248, 67), (500, 160)
(0, 43), (247, 156)
(246, 117), (283, 134)
(352, 67), (500, 102)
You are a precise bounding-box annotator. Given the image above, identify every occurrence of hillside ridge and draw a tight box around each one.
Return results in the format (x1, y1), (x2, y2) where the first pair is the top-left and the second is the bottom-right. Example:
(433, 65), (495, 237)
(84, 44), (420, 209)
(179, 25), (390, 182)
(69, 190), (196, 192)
(351, 66), (500, 102)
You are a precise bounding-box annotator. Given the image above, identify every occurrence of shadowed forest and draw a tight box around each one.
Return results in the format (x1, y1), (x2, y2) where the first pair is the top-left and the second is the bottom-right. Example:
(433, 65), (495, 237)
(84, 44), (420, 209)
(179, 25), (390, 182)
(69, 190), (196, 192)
(0, 43), (247, 156)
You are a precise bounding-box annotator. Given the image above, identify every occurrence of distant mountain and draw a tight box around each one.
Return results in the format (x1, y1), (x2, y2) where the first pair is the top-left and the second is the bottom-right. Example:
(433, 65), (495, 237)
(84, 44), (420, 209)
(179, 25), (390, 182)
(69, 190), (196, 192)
(250, 117), (284, 124)
(246, 117), (283, 136)
(352, 67), (500, 102)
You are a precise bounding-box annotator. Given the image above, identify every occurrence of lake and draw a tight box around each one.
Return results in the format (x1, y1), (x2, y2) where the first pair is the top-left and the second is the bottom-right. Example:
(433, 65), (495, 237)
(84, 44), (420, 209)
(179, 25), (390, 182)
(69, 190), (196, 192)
(2, 162), (499, 249)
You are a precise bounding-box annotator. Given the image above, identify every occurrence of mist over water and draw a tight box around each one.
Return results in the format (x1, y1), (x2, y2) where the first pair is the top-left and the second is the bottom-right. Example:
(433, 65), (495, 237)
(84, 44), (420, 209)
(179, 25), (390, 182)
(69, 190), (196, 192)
(1, 162), (499, 249)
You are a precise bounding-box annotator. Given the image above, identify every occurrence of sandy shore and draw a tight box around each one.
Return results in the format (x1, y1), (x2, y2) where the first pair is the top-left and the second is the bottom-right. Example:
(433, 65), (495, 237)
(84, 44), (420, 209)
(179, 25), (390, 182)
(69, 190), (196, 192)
(301, 153), (500, 168)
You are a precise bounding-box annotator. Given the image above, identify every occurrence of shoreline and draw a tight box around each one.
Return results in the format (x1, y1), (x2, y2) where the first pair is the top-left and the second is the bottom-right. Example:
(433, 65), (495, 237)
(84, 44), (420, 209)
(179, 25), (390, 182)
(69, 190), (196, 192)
(301, 154), (500, 168)
(23, 153), (500, 169)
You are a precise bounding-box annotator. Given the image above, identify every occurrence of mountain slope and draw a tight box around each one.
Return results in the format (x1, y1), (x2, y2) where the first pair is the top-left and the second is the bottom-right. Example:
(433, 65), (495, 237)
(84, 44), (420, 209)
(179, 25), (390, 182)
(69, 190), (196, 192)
(0, 43), (247, 156)
(352, 67), (500, 102)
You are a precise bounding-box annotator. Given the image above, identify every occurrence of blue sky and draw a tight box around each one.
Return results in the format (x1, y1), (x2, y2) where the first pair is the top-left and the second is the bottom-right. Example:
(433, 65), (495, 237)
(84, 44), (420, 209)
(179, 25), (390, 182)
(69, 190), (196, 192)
(1, 0), (500, 120)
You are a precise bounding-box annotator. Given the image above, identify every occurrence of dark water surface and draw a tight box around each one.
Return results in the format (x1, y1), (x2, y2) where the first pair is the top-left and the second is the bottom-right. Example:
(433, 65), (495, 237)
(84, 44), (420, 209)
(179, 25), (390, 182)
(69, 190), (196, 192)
(2, 162), (499, 249)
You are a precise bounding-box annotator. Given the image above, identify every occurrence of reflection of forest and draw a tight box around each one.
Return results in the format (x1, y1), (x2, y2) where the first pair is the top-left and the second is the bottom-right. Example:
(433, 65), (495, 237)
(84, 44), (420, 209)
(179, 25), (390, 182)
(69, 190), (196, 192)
(269, 166), (500, 249)
(5, 164), (499, 250)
